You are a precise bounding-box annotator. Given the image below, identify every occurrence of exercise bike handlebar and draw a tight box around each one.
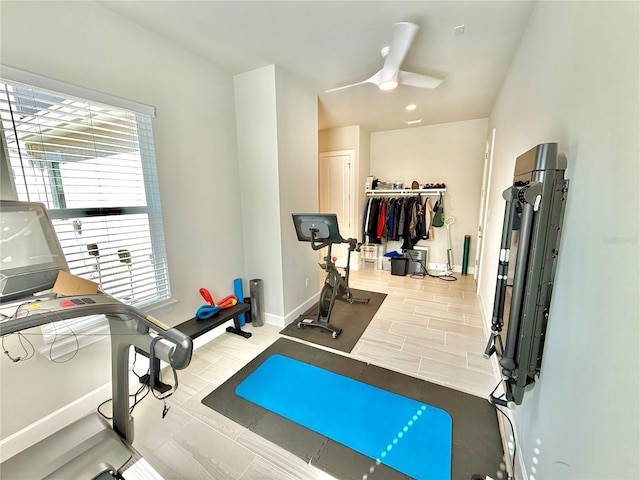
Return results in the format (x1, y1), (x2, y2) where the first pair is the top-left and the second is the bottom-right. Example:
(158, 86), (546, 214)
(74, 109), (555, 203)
(309, 229), (332, 250)
(310, 228), (362, 252)
(308, 229), (361, 252)
(345, 237), (361, 252)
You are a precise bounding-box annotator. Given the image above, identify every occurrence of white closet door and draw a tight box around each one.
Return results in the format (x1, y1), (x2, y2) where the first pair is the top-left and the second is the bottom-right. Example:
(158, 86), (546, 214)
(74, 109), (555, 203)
(476, 128), (495, 295)
(319, 150), (354, 268)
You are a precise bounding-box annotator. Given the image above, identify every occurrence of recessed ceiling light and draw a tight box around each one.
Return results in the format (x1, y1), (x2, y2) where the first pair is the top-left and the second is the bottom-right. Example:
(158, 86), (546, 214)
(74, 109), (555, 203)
(405, 104), (417, 111)
(454, 25), (465, 36)
(407, 119), (423, 125)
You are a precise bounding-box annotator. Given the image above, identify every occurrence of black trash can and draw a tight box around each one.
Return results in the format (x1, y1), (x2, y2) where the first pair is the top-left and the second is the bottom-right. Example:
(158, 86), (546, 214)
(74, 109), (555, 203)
(390, 258), (408, 276)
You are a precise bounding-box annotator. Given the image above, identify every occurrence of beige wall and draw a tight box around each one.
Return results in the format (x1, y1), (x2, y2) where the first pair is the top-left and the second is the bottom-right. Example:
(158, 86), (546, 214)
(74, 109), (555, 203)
(482, 1), (639, 478)
(319, 125), (360, 153)
(370, 118), (488, 269)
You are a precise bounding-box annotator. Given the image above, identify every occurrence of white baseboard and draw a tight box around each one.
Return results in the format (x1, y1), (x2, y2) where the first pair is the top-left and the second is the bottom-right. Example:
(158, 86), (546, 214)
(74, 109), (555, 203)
(263, 292), (320, 329)
(0, 383), (111, 463)
(427, 263), (475, 275)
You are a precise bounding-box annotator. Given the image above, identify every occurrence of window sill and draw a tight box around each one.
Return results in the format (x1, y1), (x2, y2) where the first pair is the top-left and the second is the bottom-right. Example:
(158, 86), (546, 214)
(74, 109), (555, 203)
(144, 298), (178, 316)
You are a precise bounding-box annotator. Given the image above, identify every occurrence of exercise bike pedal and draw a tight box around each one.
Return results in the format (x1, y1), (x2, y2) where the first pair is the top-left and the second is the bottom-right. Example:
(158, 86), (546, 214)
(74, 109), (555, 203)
(344, 293), (370, 305)
(298, 318), (313, 328)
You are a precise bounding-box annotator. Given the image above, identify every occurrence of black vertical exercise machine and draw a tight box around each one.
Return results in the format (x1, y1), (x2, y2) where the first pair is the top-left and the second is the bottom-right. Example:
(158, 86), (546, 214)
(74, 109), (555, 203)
(292, 213), (369, 338)
(485, 143), (569, 406)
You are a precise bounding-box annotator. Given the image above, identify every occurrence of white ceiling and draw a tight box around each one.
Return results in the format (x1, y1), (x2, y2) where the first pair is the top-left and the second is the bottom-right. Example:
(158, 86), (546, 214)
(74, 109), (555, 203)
(100, 1), (536, 132)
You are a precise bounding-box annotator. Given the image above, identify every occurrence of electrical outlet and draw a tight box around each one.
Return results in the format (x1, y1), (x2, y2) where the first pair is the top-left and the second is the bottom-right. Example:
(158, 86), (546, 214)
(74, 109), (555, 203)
(305, 278), (310, 288)
(430, 263), (446, 272)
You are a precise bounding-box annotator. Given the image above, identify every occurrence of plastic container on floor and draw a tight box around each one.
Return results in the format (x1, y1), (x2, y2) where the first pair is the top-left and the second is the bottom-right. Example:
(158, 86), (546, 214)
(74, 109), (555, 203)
(249, 279), (265, 326)
(390, 258), (408, 276)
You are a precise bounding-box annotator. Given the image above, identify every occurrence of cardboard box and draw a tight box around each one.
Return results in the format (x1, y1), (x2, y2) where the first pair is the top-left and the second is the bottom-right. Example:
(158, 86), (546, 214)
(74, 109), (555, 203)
(52, 271), (98, 296)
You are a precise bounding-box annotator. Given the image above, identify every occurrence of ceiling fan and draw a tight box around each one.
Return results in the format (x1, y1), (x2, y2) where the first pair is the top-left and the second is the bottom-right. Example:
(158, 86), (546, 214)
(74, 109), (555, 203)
(325, 22), (443, 93)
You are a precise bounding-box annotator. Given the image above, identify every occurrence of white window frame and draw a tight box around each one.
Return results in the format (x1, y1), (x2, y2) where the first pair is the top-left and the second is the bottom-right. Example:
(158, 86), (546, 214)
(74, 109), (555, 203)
(0, 67), (172, 359)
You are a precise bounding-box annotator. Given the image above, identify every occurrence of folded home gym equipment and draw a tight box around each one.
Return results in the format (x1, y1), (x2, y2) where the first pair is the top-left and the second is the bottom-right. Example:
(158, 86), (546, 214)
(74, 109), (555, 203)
(484, 143), (569, 406)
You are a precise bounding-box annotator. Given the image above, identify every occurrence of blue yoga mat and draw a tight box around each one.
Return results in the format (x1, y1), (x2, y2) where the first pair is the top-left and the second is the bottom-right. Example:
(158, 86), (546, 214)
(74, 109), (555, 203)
(235, 355), (452, 480)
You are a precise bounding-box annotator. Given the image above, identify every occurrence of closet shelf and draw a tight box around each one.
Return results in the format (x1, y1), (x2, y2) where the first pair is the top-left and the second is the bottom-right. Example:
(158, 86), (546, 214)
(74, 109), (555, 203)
(365, 188), (446, 197)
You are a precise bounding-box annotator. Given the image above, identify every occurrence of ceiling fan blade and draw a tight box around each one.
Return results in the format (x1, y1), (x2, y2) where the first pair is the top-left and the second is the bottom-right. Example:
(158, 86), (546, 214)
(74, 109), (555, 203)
(324, 70), (381, 93)
(324, 81), (368, 93)
(380, 22), (419, 83)
(398, 70), (443, 89)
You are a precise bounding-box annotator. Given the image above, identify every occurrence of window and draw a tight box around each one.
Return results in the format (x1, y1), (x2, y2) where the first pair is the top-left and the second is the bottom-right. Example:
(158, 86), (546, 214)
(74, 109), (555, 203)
(0, 69), (171, 357)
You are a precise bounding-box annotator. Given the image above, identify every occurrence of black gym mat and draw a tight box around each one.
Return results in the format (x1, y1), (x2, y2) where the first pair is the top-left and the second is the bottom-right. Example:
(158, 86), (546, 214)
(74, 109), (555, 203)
(279, 288), (386, 353)
(201, 338), (504, 480)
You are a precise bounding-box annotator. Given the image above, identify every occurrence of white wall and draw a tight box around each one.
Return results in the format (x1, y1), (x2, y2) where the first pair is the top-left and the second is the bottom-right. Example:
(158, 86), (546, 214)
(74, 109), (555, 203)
(481, 2), (639, 478)
(235, 65), (319, 324)
(0, 0), (241, 439)
(234, 66), (284, 318)
(370, 118), (488, 269)
(274, 67), (320, 318)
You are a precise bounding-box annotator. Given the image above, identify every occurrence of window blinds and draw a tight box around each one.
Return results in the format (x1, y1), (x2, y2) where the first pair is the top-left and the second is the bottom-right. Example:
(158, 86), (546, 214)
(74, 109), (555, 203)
(0, 76), (171, 356)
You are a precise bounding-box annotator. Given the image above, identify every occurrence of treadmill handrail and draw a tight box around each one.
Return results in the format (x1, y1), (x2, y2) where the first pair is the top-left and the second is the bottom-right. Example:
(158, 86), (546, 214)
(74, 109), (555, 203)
(3, 293), (153, 333)
(0, 292), (193, 444)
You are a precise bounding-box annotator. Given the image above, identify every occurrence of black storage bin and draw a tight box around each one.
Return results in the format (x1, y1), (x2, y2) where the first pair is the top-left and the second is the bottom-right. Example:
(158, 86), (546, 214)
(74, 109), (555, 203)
(390, 258), (408, 276)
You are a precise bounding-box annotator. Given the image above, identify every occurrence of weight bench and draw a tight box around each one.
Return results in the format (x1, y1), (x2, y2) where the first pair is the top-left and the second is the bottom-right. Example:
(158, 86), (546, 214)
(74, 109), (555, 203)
(139, 301), (251, 392)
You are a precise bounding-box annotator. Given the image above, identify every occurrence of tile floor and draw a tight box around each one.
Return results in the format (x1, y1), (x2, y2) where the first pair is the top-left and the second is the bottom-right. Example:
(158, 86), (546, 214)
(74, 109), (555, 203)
(130, 268), (501, 480)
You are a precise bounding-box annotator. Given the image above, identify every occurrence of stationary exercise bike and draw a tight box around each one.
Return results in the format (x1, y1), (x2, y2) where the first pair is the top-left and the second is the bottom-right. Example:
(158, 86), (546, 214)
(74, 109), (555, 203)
(292, 213), (370, 338)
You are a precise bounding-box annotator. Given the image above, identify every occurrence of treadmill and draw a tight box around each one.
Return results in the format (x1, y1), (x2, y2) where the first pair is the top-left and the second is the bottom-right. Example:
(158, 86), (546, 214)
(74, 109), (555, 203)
(484, 143), (569, 406)
(0, 200), (193, 479)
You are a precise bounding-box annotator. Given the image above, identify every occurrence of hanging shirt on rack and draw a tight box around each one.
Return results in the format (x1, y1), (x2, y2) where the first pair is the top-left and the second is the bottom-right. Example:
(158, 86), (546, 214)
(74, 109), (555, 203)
(367, 197), (382, 244)
(397, 198), (406, 241)
(377, 198), (387, 239)
(400, 197), (417, 250)
(408, 197), (418, 237)
(424, 197), (434, 240)
(383, 199), (390, 238)
(386, 198), (397, 239)
(415, 195), (426, 241)
(363, 198), (372, 244)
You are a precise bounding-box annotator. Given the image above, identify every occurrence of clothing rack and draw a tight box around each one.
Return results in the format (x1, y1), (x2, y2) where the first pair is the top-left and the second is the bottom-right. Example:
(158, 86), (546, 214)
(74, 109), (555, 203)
(365, 188), (446, 197)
